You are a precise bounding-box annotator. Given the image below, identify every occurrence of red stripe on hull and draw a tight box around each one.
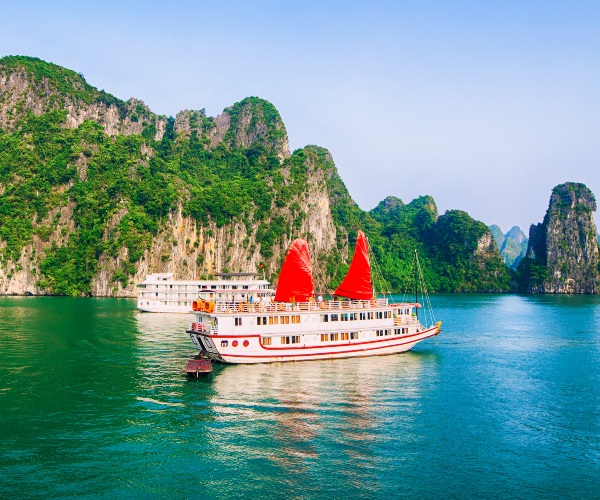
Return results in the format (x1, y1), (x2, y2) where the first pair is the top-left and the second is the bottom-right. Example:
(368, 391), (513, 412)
(211, 327), (438, 351)
(219, 328), (439, 361)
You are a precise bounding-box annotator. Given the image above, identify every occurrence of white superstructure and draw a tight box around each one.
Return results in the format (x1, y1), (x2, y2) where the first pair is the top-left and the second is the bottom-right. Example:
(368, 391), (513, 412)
(136, 272), (272, 313)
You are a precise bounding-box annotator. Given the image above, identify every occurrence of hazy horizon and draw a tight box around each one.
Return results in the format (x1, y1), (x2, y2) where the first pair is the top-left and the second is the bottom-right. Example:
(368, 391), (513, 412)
(2, 1), (599, 233)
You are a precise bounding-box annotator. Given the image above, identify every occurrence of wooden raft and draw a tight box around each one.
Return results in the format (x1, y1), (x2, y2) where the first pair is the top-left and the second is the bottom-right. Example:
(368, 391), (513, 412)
(183, 357), (213, 377)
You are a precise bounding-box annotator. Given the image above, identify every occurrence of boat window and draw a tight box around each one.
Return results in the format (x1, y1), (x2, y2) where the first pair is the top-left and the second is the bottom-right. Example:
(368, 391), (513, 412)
(349, 313), (357, 321)
(281, 336), (290, 345)
(320, 314), (329, 322)
(350, 332), (358, 340)
(262, 337), (272, 346)
(377, 329), (385, 336)
(360, 312), (366, 320)
(235, 317), (242, 326)
(320, 334), (328, 342)
(292, 315), (300, 324)
(291, 336), (300, 344)
(385, 329), (391, 335)
(269, 316), (279, 325)
(376, 312), (383, 319)
(281, 316), (290, 324)
(341, 332), (349, 340)
(330, 333), (339, 341)
(331, 314), (339, 322)
(341, 313), (349, 321)
(257, 316), (267, 325)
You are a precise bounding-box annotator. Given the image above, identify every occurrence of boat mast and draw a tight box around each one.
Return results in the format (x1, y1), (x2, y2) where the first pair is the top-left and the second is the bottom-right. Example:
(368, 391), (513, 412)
(414, 249), (419, 320)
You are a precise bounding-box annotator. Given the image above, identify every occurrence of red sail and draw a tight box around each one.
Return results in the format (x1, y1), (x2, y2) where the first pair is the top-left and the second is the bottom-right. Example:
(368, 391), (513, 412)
(274, 239), (315, 302)
(335, 231), (373, 300)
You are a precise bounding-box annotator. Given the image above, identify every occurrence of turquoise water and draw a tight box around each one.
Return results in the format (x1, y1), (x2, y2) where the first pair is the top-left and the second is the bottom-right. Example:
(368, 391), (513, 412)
(1, 294), (599, 498)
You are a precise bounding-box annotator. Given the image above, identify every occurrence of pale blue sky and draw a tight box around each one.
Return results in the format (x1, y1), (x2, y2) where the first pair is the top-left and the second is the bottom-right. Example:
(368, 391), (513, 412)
(2, 0), (599, 233)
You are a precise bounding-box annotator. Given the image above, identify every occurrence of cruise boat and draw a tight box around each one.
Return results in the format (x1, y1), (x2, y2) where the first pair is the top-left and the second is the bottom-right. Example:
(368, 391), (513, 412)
(186, 231), (441, 363)
(136, 272), (272, 313)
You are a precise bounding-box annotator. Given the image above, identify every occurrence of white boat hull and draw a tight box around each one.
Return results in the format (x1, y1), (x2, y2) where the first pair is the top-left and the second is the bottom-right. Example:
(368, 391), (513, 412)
(189, 325), (440, 364)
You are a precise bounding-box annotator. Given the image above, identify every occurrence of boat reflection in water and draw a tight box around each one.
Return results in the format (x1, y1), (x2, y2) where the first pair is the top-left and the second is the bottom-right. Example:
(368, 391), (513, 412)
(205, 351), (440, 473)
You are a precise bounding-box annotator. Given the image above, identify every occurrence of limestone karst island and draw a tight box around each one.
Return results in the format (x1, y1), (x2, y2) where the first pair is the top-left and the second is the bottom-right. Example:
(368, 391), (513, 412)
(0, 56), (598, 296)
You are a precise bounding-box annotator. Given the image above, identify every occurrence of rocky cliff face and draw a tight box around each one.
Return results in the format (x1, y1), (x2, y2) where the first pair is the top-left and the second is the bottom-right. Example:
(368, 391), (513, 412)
(0, 58), (166, 140)
(0, 57), (330, 296)
(520, 183), (599, 293)
(0, 55), (513, 296)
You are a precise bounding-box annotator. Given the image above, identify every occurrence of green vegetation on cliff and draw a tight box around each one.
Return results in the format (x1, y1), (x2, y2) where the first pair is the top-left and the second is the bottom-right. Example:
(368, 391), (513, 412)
(0, 56), (513, 295)
(367, 201), (511, 292)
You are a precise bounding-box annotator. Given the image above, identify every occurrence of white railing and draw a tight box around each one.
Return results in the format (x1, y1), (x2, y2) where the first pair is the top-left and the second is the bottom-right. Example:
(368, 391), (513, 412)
(203, 298), (389, 314)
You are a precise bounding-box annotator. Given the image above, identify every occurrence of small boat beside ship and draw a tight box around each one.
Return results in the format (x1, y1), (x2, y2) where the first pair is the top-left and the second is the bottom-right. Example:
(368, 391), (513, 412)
(186, 231), (441, 364)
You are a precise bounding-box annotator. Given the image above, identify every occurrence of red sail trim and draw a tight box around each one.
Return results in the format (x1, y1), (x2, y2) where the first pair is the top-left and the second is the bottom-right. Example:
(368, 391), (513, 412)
(335, 231), (373, 300)
(274, 239), (315, 302)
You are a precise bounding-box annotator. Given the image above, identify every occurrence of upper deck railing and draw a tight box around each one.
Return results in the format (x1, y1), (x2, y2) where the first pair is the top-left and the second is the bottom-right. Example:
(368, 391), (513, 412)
(192, 298), (394, 314)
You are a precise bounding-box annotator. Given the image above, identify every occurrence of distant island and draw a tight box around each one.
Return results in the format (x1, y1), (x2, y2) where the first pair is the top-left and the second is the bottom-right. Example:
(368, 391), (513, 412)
(0, 56), (597, 295)
(489, 225), (528, 270)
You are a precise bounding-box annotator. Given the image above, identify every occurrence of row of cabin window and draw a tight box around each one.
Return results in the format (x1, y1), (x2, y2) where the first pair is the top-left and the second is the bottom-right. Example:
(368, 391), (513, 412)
(261, 336), (300, 345)
(261, 333), (361, 345)
(320, 332), (359, 341)
(255, 315), (301, 326)
(377, 328), (409, 336)
(321, 310), (392, 322)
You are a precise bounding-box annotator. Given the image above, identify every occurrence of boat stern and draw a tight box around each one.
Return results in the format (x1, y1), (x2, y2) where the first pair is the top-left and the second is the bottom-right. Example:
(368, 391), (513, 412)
(188, 331), (224, 361)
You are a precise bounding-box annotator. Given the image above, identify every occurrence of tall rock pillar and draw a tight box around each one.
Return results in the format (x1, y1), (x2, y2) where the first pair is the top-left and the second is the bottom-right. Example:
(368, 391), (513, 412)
(519, 183), (599, 293)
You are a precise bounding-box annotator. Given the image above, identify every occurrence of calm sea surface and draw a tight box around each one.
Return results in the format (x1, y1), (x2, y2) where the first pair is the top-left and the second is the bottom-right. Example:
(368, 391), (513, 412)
(1, 294), (599, 499)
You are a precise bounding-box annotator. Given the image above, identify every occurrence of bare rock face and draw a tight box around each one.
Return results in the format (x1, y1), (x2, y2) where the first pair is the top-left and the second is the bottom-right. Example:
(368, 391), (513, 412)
(0, 72), (167, 141)
(172, 99), (290, 162)
(522, 183), (599, 293)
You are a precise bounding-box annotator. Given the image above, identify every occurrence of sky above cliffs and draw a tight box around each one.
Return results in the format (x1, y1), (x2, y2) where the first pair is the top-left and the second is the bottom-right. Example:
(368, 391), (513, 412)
(2, 0), (599, 232)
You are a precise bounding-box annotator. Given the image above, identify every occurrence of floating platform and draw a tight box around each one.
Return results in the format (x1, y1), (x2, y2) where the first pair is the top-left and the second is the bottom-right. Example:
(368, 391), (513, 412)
(183, 357), (213, 377)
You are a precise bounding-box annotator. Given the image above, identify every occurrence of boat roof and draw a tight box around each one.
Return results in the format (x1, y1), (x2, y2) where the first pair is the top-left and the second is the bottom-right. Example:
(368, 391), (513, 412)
(139, 273), (270, 286)
(213, 272), (261, 278)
